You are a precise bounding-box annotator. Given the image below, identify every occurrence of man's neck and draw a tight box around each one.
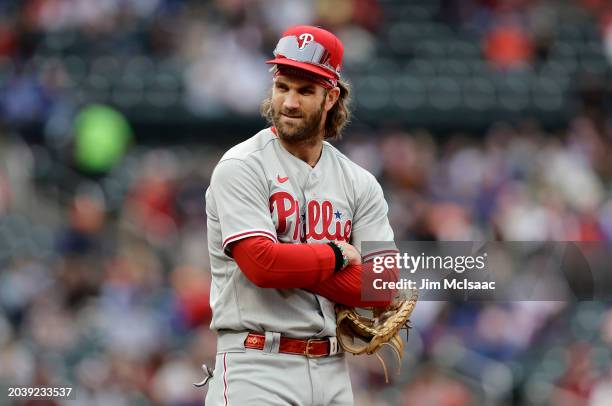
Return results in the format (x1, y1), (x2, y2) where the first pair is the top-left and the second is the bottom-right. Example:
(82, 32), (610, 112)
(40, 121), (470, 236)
(279, 136), (324, 168)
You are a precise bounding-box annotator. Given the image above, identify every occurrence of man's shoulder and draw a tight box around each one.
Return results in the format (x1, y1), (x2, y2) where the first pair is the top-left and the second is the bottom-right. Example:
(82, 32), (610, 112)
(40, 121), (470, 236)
(220, 128), (276, 163)
(323, 142), (378, 186)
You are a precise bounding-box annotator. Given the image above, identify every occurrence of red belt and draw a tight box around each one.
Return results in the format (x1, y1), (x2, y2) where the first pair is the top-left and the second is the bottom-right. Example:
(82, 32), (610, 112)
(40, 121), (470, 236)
(244, 332), (339, 358)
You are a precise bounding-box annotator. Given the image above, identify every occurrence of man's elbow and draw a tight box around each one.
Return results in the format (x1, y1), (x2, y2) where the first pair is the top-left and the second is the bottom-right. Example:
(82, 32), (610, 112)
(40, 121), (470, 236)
(378, 292), (395, 307)
(364, 296), (393, 308)
(353, 285), (393, 308)
(334, 284), (393, 308)
(359, 265), (396, 307)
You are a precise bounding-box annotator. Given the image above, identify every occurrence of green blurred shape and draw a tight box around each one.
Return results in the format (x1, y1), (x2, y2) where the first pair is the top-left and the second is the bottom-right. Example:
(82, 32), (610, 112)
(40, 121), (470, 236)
(74, 104), (132, 172)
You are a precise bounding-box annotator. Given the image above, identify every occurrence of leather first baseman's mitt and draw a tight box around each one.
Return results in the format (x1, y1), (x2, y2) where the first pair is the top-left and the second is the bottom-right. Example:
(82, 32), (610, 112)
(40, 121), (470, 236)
(335, 288), (418, 382)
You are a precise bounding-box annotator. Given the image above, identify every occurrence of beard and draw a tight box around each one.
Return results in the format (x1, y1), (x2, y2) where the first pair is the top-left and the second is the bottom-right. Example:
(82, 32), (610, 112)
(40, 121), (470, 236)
(271, 100), (325, 145)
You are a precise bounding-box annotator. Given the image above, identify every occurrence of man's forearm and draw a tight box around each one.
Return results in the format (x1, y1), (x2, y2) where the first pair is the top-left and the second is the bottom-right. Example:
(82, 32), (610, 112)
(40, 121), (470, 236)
(232, 236), (336, 288)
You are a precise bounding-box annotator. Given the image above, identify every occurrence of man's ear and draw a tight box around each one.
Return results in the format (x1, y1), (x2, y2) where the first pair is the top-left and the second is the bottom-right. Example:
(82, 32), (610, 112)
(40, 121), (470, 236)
(324, 87), (340, 112)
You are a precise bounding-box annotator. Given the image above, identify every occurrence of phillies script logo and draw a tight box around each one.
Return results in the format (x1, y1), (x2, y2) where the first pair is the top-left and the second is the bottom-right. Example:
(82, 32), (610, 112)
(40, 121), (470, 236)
(269, 191), (351, 242)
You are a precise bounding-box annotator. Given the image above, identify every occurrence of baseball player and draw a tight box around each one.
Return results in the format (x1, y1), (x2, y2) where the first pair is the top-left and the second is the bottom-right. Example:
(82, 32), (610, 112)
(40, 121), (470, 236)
(202, 25), (398, 405)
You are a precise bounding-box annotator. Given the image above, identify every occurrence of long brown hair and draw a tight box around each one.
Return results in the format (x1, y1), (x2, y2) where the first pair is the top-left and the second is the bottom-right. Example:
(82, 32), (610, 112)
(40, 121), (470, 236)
(260, 78), (352, 141)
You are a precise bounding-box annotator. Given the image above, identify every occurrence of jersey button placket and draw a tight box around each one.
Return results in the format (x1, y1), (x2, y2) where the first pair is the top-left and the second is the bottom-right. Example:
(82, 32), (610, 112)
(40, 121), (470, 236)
(311, 170), (320, 183)
(304, 173), (316, 229)
(307, 171), (320, 197)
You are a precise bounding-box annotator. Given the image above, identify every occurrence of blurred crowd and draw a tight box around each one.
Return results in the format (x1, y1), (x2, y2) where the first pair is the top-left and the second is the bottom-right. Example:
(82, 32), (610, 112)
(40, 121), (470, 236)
(441, 0), (612, 69)
(1, 0), (612, 125)
(370, 116), (612, 242)
(1, 111), (612, 404)
(0, 0), (384, 123)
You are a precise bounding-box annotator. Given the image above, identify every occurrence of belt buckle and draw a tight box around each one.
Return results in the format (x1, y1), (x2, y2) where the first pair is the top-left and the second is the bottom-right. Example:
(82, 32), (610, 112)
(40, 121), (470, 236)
(305, 338), (326, 358)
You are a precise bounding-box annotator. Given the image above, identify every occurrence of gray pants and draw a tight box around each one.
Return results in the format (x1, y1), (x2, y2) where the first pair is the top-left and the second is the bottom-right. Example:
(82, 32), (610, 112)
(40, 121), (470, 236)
(205, 333), (353, 406)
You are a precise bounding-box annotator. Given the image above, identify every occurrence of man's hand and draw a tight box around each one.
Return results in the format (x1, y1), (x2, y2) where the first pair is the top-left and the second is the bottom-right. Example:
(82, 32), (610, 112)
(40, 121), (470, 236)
(334, 241), (361, 266)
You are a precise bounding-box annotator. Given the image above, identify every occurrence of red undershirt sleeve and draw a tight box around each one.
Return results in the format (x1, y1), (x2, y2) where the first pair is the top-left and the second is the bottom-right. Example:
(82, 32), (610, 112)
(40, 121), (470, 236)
(231, 236), (336, 289)
(304, 260), (399, 308)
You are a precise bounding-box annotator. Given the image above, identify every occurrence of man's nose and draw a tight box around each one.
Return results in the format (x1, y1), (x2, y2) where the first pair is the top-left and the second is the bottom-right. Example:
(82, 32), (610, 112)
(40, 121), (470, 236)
(283, 91), (300, 110)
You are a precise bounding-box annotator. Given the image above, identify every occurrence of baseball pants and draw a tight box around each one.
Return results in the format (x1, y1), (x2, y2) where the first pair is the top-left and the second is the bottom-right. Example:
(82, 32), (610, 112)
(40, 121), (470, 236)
(204, 345), (353, 405)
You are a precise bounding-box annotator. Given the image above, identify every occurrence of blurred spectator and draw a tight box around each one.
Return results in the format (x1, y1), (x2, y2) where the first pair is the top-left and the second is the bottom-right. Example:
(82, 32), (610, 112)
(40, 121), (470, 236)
(400, 365), (474, 406)
(171, 264), (212, 330)
(602, 12), (612, 66)
(124, 149), (179, 244)
(1, 66), (53, 124)
(484, 14), (534, 70)
(552, 343), (598, 403)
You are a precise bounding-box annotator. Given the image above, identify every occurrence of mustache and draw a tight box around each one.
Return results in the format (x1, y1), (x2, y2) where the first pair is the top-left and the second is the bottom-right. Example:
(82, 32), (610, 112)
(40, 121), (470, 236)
(278, 108), (303, 117)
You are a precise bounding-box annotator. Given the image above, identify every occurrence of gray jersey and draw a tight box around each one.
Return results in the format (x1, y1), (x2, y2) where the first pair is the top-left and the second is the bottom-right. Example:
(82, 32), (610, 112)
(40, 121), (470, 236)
(205, 128), (395, 338)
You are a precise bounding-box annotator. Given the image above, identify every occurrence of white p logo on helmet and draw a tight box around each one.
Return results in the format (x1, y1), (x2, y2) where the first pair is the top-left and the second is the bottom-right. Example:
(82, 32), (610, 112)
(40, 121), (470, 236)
(297, 33), (314, 50)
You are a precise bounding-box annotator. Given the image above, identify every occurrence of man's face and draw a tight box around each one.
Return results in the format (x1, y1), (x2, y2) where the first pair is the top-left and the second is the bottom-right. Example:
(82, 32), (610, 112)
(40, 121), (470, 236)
(271, 75), (329, 144)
